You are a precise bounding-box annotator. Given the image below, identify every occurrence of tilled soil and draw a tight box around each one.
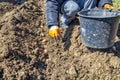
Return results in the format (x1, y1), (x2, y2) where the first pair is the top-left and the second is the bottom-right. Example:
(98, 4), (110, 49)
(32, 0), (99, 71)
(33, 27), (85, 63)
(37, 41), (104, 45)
(0, 0), (120, 80)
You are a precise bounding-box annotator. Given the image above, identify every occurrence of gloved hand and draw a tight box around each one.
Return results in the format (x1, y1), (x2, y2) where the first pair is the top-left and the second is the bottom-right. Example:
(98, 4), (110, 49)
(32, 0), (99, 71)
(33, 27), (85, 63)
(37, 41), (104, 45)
(104, 4), (115, 10)
(49, 26), (62, 40)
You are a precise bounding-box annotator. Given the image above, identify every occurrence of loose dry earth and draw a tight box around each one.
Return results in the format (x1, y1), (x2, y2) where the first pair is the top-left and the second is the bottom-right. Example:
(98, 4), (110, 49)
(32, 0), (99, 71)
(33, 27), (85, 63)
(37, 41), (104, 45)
(0, 0), (120, 80)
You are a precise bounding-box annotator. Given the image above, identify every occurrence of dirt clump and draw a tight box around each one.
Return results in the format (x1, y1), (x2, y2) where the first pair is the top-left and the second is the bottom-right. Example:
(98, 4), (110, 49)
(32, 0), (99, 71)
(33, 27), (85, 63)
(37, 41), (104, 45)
(0, 2), (16, 17)
(0, 0), (47, 79)
(0, 0), (120, 80)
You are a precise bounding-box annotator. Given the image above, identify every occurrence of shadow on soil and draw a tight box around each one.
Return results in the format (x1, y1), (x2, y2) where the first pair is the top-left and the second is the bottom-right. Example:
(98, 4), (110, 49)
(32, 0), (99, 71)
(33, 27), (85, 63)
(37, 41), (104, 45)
(0, 0), (25, 5)
(87, 45), (120, 58)
(63, 18), (80, 50)
(0, 67), (3, 79)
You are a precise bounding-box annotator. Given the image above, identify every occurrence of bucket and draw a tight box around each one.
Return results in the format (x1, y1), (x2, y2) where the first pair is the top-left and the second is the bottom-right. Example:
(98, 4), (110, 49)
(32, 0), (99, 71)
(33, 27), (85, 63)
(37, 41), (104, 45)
(78, 9), (120, 49)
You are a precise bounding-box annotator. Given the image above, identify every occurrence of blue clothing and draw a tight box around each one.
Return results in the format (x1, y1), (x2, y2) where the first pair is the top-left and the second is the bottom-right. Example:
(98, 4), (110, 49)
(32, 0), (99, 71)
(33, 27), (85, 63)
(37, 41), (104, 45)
(46, 0), (112, 28)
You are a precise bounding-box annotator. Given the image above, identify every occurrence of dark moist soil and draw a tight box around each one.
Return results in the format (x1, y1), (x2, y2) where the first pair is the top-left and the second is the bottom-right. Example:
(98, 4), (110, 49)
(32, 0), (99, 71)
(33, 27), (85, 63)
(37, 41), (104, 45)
(0, 0), (120, 80)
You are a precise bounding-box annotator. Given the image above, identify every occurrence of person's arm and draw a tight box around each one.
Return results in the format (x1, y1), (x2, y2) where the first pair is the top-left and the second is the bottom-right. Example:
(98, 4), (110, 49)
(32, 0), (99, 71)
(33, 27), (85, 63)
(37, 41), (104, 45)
(46, 0), (62, 39)
(46, 0), (60, 29)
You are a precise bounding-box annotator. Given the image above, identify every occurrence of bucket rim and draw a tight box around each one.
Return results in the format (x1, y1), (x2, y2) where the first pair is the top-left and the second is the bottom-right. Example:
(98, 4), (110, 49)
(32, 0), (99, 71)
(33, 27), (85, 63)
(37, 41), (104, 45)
(78, 9), (119, 18)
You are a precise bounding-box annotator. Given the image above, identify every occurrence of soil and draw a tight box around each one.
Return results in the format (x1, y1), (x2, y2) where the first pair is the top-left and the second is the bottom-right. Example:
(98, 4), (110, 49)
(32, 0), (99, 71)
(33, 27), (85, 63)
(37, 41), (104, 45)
(0, 0), (120, 80)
